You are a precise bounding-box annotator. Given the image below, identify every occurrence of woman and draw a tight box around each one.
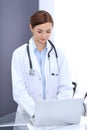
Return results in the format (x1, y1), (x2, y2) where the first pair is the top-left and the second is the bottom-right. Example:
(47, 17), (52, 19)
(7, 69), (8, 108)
(11, 10), (73, 129)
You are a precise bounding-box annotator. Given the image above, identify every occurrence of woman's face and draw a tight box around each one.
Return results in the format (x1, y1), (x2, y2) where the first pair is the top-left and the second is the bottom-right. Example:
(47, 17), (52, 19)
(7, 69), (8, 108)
(30, 22), (53, 45)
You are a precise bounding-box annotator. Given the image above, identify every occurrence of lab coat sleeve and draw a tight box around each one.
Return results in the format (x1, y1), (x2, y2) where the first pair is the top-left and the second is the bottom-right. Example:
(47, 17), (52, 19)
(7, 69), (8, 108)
(57, 50), (73, 99)
(11, 50), (35, 117)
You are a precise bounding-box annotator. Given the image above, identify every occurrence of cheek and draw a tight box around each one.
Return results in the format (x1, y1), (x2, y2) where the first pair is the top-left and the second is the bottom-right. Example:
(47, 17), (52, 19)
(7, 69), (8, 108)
(33, 32), (39, 38)
(33, 33), (41, 42)
(47, 33), (51, 38)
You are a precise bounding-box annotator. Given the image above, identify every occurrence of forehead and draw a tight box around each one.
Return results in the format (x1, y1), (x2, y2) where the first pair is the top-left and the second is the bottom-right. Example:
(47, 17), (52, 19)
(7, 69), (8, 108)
(34, 22), (53, 30)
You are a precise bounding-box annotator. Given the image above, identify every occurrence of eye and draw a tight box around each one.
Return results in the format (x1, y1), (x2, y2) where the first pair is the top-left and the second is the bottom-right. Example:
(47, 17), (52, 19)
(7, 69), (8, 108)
(47, 31), (51, 33)
(46, 30), (51, 33)
(37, 29), (43, 33)
(37, 31), (42, 33)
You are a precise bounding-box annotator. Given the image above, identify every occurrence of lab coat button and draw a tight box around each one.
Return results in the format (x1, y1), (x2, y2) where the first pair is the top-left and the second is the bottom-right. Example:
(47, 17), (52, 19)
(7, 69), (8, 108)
(39, 78), (41, 80)
(39, 94), (41, 97)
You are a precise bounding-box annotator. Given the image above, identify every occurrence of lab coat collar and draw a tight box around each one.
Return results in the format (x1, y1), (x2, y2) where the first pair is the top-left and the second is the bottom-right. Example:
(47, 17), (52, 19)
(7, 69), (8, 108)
(29, 37), (52, 56)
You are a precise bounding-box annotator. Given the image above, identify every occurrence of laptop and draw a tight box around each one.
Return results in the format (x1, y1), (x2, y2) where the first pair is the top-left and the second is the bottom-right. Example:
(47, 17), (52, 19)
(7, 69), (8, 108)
(32, 98), (83, 127)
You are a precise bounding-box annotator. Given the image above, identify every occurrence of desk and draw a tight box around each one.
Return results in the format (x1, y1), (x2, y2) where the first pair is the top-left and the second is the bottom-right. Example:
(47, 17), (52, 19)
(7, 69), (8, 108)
(0, 112), (87, 130)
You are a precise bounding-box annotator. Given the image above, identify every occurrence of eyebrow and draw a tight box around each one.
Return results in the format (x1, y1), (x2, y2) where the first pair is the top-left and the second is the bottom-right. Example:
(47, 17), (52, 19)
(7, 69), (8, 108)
(37, 28), (51, 31)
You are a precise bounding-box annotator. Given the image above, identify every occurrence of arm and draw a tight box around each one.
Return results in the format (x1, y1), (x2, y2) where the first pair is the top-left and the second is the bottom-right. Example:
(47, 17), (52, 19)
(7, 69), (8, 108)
(57, 50), (73, 99)
(11, 50), (35, 117)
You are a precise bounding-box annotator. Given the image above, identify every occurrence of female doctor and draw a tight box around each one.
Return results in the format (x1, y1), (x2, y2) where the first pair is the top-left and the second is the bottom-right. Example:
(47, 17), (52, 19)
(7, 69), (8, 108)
(11, 10), (73, 129)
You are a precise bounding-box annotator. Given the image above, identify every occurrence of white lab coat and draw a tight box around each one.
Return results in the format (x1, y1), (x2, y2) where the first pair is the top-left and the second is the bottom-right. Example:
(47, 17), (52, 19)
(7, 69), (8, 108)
(11, 37), (73, 128)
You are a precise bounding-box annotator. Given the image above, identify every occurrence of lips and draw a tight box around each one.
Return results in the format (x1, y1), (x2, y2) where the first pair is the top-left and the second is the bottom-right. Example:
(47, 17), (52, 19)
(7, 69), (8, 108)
(41, 39), (47, 41)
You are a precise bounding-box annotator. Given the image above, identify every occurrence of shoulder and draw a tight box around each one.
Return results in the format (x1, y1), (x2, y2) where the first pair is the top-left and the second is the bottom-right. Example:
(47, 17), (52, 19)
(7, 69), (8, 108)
(12, 37), (34, 55)
(55, 45), (65, 58)
(12, 43), (28, 63)
(54, 45), (67, 65)
(12, 43), (27, 56)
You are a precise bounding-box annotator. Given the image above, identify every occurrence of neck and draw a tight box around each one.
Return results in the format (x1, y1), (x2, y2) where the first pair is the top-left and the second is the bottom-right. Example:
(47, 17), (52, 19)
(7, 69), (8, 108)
(37, 43), (46, 51)
(34, 41), (47, 52)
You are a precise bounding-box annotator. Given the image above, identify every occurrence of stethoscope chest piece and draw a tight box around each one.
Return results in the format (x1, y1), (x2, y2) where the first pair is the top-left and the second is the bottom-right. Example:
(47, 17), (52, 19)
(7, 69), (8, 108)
(29, 69), (35, 76)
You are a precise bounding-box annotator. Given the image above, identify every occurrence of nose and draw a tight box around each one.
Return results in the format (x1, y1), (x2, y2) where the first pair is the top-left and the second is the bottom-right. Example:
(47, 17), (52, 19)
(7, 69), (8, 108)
(42, 32), (47, 39)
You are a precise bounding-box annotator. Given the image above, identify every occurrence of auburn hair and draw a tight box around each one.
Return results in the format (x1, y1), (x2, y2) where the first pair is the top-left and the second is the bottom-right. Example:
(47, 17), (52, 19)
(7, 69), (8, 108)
(30, 10), (54, 28)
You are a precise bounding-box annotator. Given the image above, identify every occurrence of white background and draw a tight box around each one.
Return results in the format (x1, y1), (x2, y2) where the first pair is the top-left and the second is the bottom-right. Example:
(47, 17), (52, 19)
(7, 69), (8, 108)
(39, 0), (87, 97)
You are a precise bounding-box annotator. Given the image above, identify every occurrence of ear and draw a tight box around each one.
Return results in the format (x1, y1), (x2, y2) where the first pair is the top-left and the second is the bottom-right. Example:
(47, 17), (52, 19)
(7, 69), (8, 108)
(29, 24), (33, 33)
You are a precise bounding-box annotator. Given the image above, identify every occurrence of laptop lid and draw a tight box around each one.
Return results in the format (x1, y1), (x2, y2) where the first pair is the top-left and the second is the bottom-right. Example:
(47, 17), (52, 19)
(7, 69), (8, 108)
(34, 98), (83, 127)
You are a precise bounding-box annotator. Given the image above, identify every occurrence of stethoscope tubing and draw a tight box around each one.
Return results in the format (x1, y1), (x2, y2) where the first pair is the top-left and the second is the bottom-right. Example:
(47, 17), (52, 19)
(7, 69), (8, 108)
(27, 40), (58, 75)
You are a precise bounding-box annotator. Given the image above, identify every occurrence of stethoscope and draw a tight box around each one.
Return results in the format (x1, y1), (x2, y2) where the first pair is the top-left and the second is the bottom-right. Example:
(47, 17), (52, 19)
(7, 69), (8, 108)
(27, 40), (59, 76)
